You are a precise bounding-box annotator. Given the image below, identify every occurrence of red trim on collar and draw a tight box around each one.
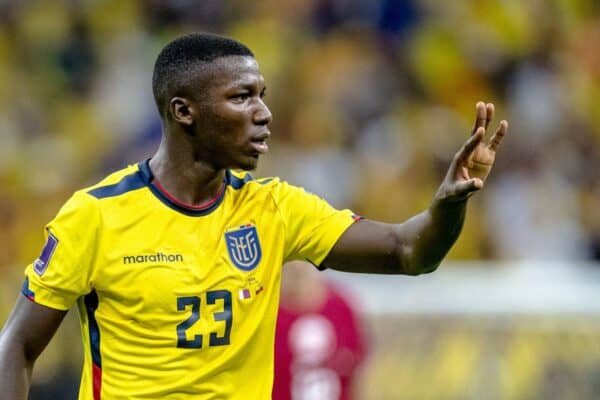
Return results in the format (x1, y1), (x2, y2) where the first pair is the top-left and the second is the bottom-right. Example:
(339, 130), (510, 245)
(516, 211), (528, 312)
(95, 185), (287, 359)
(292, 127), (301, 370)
(152, 179), (226, 211)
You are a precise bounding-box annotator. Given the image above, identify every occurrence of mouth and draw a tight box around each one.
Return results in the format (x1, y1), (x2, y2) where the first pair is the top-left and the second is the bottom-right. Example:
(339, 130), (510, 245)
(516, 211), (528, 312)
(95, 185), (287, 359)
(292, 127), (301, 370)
(250, 141), (268, 154)
(249, 132), (270, 154)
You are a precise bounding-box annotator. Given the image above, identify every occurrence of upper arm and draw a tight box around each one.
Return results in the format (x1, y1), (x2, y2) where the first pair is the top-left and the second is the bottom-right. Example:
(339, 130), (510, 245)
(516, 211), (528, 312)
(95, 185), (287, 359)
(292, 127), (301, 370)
(1, 191), (99, 362)
(0, 295), (67, 363)
(24, 191), (100, 311)
(272, 180), (430, 274)
(323, 206), (446, 275)
(273, 181), (356, 266)
(321, 219), (410, 274)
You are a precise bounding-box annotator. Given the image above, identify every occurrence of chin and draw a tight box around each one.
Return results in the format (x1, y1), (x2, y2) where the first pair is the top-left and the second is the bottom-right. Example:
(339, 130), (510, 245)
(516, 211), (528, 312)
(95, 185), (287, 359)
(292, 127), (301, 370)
(234, 157), (259, 171)
(241, 164), (258, 171)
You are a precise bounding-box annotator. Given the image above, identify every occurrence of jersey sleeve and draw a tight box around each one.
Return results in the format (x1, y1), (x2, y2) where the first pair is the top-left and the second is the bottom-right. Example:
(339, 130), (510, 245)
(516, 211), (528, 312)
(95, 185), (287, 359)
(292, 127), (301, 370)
(23, 191), (101, 310)
(273, 181), (357, 267)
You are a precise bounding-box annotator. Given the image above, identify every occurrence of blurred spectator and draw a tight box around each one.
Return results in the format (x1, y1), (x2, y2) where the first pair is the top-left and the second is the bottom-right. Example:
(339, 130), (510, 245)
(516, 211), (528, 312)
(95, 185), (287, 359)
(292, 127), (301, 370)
(274, 261), (367, 400)
(58, 14), (97, 98)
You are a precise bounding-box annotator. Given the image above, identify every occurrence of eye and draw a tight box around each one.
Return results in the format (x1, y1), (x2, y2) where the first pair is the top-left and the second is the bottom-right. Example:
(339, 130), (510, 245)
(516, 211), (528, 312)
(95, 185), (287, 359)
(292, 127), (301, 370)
(231, 92), (251, 103)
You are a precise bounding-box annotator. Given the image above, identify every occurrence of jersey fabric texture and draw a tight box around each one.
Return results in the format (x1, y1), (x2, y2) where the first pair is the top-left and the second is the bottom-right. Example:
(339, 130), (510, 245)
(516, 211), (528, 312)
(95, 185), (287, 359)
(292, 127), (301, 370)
(23, 160), (357, 400)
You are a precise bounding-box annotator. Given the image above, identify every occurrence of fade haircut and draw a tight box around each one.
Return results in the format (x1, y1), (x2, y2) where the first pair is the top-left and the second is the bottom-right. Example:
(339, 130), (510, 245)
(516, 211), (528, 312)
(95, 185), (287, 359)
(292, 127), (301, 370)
(152, 33), (254, 118)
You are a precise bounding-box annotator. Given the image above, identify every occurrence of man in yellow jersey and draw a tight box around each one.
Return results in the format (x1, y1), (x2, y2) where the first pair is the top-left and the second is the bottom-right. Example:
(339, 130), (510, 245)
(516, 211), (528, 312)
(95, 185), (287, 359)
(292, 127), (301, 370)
(0, 33), (507, 399)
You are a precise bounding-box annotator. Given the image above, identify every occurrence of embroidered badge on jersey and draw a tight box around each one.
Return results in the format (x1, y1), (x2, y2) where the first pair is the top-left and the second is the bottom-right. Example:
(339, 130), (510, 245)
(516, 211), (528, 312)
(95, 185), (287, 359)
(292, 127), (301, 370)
(225, 224), (262, 271)
(34, 231), (59, 276)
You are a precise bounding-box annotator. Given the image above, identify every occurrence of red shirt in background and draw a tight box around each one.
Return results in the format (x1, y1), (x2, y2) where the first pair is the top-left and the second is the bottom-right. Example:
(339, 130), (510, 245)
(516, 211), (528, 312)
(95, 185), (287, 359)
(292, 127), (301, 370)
(273, 283), (366, 400)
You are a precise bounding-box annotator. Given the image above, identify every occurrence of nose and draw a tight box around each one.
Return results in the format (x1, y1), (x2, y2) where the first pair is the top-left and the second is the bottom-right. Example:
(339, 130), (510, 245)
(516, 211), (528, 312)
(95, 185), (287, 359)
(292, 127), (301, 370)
(253, 99), (272, 126)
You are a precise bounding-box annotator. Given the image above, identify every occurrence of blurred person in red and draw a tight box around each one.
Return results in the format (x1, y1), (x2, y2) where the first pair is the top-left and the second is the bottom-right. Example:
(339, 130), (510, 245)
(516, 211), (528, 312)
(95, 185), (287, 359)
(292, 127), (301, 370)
(273, 261), (366, 400)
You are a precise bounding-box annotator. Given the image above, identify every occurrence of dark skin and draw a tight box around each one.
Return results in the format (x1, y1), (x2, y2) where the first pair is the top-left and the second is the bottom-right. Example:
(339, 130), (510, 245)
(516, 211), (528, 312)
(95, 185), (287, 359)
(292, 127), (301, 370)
(149, 56), (272, 205)
(0, 55), (507, 398)
(324, 100), (506, 274)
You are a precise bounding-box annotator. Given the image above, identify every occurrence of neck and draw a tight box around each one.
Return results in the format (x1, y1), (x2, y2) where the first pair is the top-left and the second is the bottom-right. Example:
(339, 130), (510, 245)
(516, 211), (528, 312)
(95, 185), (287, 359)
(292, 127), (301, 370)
(149, 139), (226, 207)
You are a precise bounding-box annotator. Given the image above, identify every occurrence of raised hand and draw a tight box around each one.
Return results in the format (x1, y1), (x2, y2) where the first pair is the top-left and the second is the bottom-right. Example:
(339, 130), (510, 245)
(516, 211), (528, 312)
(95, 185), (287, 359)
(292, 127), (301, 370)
(435, 101), (508, 202)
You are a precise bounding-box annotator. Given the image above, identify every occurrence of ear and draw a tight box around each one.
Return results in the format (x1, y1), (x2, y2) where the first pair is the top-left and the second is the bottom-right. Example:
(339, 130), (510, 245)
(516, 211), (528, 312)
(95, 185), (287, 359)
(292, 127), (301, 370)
(169, 97), (195, 126)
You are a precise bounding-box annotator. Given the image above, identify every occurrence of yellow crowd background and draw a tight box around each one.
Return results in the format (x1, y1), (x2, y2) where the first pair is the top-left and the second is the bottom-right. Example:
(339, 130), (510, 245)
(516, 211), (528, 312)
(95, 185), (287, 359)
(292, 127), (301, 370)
(1, 0), (599, 398)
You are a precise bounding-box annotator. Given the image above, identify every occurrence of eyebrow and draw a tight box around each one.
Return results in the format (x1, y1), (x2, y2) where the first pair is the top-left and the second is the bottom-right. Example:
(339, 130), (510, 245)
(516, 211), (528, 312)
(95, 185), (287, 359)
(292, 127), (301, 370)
(227, 77), (266, 91)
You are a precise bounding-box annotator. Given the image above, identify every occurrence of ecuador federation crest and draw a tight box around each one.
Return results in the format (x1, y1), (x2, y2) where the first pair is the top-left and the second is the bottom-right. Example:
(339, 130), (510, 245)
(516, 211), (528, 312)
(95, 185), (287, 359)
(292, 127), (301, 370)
(225, 224), (262, 271)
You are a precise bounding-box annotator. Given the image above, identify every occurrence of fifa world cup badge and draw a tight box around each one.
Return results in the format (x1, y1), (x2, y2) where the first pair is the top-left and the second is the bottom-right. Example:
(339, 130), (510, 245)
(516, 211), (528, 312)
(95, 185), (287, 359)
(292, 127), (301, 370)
(34, 231), (59, 276)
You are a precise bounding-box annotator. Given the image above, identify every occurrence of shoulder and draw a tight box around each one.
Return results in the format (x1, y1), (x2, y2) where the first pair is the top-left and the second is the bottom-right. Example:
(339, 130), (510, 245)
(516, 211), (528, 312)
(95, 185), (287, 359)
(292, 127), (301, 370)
(83, 164), (144, 200)
(227, 170), (284, 199)
(226, 170), (280, 190)
(227, 170), (313, 205)
(52, 164), (142, 222)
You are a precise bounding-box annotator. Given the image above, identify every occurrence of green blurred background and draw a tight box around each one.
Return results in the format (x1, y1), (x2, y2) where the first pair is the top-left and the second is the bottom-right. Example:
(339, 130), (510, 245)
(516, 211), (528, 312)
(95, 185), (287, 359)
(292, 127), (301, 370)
(0, 0), (599, 398)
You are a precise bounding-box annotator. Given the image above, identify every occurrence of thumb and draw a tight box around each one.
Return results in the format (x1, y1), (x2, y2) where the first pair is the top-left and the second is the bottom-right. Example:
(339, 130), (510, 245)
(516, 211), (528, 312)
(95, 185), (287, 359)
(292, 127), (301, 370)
(454, 178), (483, 196)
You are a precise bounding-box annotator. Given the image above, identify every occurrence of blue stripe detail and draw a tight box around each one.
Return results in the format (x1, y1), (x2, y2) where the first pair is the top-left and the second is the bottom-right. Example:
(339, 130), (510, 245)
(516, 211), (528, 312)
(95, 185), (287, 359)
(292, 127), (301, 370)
(257, 178), (273, 185)
(88, 172), (146, 199)
(21, 277), (35, 299)
(226, 170), (254, 189)
(84, 290), (101, 367)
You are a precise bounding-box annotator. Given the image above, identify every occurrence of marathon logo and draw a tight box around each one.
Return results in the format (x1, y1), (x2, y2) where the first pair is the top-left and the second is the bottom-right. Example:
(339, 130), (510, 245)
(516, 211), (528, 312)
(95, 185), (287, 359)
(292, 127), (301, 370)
(123, 252), (184, 264)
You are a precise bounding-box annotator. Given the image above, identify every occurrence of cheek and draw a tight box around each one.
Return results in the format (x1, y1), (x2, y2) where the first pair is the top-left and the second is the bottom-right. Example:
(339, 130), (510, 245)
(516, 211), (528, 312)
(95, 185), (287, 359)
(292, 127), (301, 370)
(213, 114), (249, 145)
(199, 104), (250, 151)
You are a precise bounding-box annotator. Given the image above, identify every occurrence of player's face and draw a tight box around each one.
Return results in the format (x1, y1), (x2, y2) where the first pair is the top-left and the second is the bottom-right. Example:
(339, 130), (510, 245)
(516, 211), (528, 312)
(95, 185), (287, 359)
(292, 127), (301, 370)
(191, 56), (272, 171)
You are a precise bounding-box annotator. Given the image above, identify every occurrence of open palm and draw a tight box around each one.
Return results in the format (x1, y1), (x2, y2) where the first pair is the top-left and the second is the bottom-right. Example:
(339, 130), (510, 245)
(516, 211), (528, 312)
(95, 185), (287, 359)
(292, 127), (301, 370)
(461, 102), (507, 182)
(437, 101), (508, 202)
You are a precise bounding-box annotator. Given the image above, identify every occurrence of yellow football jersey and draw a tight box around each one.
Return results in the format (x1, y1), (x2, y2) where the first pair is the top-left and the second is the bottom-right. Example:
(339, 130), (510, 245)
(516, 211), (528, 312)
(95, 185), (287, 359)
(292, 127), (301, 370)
(23, 160), (357, 400)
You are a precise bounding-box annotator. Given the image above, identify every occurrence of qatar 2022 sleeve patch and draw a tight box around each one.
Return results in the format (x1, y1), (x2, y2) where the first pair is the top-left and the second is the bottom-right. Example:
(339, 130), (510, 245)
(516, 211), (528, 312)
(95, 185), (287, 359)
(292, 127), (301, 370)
(34, 230), (59, 276)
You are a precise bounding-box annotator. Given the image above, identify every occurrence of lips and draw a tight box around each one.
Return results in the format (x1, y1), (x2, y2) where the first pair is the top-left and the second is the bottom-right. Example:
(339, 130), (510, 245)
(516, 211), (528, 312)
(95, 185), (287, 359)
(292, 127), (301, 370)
(250, 141), (268, 154)
(249, 131), (270, 154)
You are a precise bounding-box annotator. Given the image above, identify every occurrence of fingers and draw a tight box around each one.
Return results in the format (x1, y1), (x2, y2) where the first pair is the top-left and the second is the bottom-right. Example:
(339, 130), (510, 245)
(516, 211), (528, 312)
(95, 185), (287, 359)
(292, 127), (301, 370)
(448, 127), (483, 178)
(472, 101), (487, 135)
(488, 120), (508, 151)
(472, 101), (496, 133)
(485, 103), (494, 129)
(458, 127), (484, 164)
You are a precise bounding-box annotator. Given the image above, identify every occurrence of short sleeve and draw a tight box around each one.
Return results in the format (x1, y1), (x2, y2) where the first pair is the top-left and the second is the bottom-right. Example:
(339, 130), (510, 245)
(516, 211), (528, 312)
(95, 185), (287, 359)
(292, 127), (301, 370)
(23, 191), (100, 310)
(273, 181), (357, 267)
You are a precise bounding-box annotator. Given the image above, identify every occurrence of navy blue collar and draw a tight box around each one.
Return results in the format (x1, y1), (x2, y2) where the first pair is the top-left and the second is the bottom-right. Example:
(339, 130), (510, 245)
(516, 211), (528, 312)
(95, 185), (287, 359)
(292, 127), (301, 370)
(137, 160), (227, 217)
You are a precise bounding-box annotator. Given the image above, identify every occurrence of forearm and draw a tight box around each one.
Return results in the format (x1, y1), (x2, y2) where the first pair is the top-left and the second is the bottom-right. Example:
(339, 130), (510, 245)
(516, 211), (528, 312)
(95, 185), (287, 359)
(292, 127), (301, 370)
(324, 200), (468, 275)
(326, 101), (506, 276)
(398, 100), (507, 272)
(397, 198), (467, 275)
(0, 334), (32, 400)
(0, 296), (66, 400)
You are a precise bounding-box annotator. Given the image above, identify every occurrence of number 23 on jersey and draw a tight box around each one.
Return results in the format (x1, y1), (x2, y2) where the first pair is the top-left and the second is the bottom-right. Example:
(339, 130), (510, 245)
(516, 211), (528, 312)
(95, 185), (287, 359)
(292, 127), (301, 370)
(176, 290), (232, 349)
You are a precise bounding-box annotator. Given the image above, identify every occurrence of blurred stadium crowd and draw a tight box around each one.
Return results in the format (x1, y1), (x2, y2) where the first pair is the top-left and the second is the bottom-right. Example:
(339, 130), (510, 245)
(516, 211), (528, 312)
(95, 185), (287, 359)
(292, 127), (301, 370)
(364, 315), (600, 400)
(1, 0), (599, 399)
(0, 0), (599, 269)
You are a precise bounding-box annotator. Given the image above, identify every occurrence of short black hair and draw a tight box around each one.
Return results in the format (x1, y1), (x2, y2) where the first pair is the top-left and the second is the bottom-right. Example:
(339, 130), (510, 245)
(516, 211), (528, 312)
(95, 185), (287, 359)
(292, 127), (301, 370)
(152, 33), (254, 118)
